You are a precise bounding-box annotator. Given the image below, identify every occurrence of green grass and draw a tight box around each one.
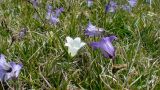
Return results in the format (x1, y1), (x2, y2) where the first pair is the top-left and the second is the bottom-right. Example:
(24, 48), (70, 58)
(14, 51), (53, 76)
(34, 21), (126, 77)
(0, 0), (160, 89)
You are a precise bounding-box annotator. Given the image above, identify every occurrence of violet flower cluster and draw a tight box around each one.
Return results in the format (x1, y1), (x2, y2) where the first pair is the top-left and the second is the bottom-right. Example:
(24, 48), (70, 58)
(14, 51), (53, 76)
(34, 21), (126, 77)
(105, 0), (137, 13)
(122, 0), (137, 12)
(128, 0), (137, 7)
(105, 1), (117, 13)
(64, 21), (117, 59)
(84, 21), (117, 59)
(46, 5), (64, 25)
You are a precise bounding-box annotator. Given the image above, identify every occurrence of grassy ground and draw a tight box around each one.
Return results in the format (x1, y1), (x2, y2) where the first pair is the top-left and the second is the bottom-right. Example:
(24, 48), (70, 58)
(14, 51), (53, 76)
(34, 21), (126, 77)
(0, 0), (160, 89)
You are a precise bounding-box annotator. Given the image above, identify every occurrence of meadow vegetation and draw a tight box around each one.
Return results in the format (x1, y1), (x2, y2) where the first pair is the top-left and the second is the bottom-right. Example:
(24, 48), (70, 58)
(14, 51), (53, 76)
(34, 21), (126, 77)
(0, 0), (160, 89)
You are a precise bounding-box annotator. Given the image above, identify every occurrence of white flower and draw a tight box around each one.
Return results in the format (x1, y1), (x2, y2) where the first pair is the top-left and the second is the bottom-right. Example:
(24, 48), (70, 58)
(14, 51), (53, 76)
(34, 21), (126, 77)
(65, 36), (86, 57)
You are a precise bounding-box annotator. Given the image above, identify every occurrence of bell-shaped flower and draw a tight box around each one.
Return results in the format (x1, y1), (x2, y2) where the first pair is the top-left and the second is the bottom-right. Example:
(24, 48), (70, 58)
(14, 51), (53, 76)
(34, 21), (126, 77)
(46, 5), (64, 25)
(122, 5), (132, 12)
(0, 54), (23, 81)
(50, 16), (60, 25)
(85, 22), (104, 37)
(87, 0), (93, 7)
(55, 7), (64, 17)
(0, 54), (12, 72)
(5, 62), (23, 80)
(65, 37), (86, 57)
(105, 1), (117, 13)
(90, 36), (117, 59)
(46, 5), (53, 20)
(128, 0), (137, 7)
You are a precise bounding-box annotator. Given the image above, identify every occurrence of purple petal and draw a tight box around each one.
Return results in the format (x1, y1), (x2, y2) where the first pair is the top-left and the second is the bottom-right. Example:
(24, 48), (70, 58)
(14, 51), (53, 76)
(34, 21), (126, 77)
(55, 7), (64, 17)
(85, 22), (104, 36)
(0, 55), (23, 81)
(90, 36), (117, 59)
(0, 69), (6, 81)
(90, 42), (100, 49)
(100, 36), (117, 59)
(128, 0), (137, 7)
(122, 5), (132, 12)
(109, 35), (117, 42)
(0, 54), (6, 63)
(105, 1), (117, 13)
(46, 6), (63, 25)
(0, 54), (12, 72)
(46, 5), (53, 20)
(101, 49), (110, 58)
(47, 5), (52, 11)
(5, 62), (23, 80)
(50, 16), (59, 25)
(9, 62), (23, 68)
(101, 38), (115, 57)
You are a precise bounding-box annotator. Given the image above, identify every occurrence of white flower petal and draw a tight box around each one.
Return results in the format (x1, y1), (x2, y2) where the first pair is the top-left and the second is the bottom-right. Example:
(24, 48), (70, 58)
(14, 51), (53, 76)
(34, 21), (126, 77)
(65, 43), (70, 47)
(66, 36), (73, 43)
(65, 37), (86, 57)
(80, 42), (86, 48)
(74, 37), (81, 43)
(68, 47), (78, 57)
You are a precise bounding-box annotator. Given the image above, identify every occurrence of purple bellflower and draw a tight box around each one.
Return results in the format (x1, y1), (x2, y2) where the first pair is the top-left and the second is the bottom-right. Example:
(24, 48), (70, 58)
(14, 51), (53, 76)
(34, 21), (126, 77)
(90, 36), (117, 59)
(87, 0), (93, 7)
(105, 1), (117, 13)
(0, 54), (23, 81)
(85, 22), (104, 37)
(46, 5), (64, 25)
(122, 5), (131, 12)
(46, 5), (53, 20)
(128, 0), (137, 7)
(5, 62), (23, 80)
(55, 7), (64, 17)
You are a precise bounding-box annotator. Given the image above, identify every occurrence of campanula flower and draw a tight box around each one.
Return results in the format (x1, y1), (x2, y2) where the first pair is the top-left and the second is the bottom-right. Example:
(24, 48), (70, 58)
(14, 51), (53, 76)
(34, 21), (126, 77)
(105, 1), (117, 13)
(50, 16), (60, 25)
(90, 36), (117, 59)
(46, 5), (64, 25)
(87, 0), (93, 7)
(0, 54), (11, 72)
(0, 54), (23, 81)
(85, 22), (104, 37)
(5, 62), (23, 80)
(65, 37), (86, 57)
(46, 5), (53, 20)
(122, 5), (131, 12)
(55, 7), (64, 17)
(128, 0), (137, 7)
